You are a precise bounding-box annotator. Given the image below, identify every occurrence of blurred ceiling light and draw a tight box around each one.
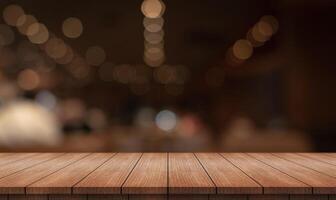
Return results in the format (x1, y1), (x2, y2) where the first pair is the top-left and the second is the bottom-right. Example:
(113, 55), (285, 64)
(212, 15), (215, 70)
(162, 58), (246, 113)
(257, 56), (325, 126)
(246, 28), (264, 47)
(256, 21), (273, 38)
(17, 69), (40, 90)
(141, 0), (165, 18)
(54, 45), (74, 65)
(45, 38), (67, 59)
(225, 47), (245, 66)
(144, 41), (164, 50)
(2, 4), (25, 26)
(85, 46), (106, 66)
(144, 54), (165, 67)
(17, 15), (37, 35)
(62, 17), (83, 39)
(27, 23), (49, 44)
(144, 29), (164, 44)
(98, 62), (115, 82)
(143, 17), (164, 32)
(260, 15), (279, 34)
(0, 24), (15, 46)
(232, 39), (253, 60)
(155, 109), (177, 132)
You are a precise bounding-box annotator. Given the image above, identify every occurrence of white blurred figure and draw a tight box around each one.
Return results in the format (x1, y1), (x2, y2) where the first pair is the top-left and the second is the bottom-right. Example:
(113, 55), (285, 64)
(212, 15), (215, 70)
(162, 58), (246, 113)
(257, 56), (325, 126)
(0, 101), (62, 147)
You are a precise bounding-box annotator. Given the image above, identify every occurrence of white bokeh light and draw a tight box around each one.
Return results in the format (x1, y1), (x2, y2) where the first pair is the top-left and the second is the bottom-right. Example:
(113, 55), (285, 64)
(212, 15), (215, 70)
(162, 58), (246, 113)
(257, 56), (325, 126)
(155, 109), (177, 132)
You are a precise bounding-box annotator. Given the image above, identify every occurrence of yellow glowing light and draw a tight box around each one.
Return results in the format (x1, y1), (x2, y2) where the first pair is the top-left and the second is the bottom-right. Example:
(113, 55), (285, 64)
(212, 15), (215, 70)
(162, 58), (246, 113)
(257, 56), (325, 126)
(141, 0), (165, 18)
(144, 29), (164, 44)
(54, 45), (74, 65)
(246, 28), (264, 47)
(17, 15), (37, 35)
(232, 39), (253, 60)
(45, 38), (67, 59)
(17, 69), (40, 90)
(27, 23), (49, 44)
(260, 15), (279, 34)
(257, 21), (273, 37)
(3, 4), (25, 26)
(143, 17), (164, 32)
(0, 24), (15, 46)
(85, 46), (106, 66)
(62, 17), (83, 38)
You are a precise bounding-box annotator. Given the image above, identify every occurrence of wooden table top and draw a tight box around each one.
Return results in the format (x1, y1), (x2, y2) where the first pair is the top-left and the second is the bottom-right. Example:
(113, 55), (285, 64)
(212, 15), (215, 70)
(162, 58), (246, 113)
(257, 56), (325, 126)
(0, 153), (335, 197)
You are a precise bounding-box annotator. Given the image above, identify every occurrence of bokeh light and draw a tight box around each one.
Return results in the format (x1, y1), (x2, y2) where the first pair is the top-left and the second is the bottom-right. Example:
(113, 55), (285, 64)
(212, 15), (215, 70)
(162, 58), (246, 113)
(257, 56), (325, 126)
(155, 109), (177, 132)
(143, 17), (164, 32)
(27, 23), (49, 44)
(62, 17), (83, 38)
(17, 15), (37, 35)
(45, 38), (67, 59)
(2, 4), (25, 26)
(141, 0), (165, 19)
(17, 69), (40, 91)
(232, 39), (253, 60)
(85, 46), (106, 66)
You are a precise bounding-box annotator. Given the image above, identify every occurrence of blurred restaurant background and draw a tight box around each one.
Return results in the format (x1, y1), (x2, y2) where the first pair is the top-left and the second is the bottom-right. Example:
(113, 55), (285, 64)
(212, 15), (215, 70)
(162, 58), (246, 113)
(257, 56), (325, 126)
(0, 0), (335, 152)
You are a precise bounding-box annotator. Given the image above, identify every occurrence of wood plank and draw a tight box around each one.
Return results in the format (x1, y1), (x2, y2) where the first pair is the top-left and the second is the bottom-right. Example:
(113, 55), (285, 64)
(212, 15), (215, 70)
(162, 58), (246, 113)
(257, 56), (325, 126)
(209, 195), (247, 200)
(88, 195), (128, 200)
(0, 153), (37, 167)
(289, 195), (328, 200)
(0, 153), (63, 179)
(129, 195), (167, 200)
(169, 195), (208, 200)
(221, 153), (311, 194)
(169, 153), (215, 194)
(298, 153), (336, 166)
(73, 153), (141, 194)
(248, 195), (289, 200)
(195, 153), (261, 194)
(48, 195), (87, 200)
(0, 195), (6, 200)
(273, 153), (336, 178)
(249, 153), (336, 194)
(0, 153), (89, 194)
(123, 153), (167, 195)
(27, 153), (114, 194)
(8, 195), (47, 200)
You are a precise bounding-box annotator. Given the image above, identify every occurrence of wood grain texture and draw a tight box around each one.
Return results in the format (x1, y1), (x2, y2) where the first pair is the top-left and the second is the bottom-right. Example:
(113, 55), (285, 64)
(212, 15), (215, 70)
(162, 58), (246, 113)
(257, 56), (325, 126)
(298, 153), (336, 166)
(8, 195), (48, 200)
(27, 153), (114, 194)
(195, 153), (261, 194)
(169, 153), (216, 194)
(221, 153), (311, 194)
(0, 153), (89, 194)
(123, 153), (167, 195)
(273, 153), (336, 178)
(0, 154), (37, 167)
(169, 195), (208, 200)
(0, 153), (63, 179)
(248, 195), (289, 200)
(48, 195), (87, 200)
(73, 153), (141, 194)
(249, 153), (336, 194)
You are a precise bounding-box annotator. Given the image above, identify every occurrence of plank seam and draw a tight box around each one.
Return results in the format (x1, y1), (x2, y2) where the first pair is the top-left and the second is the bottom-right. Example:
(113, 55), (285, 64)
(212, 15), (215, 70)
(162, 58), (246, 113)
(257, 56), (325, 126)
(25, 153), (93, 193)
(120, 153), (143, 195)
(247, 153), (313, 194)
(0, 153), (37, 168)
(0, 153), (67, 189)
(193, 153), (218, 194)
(71, 153), (117, 194)
(271, 153), (336, 179)
(218, 153), (264, 194)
